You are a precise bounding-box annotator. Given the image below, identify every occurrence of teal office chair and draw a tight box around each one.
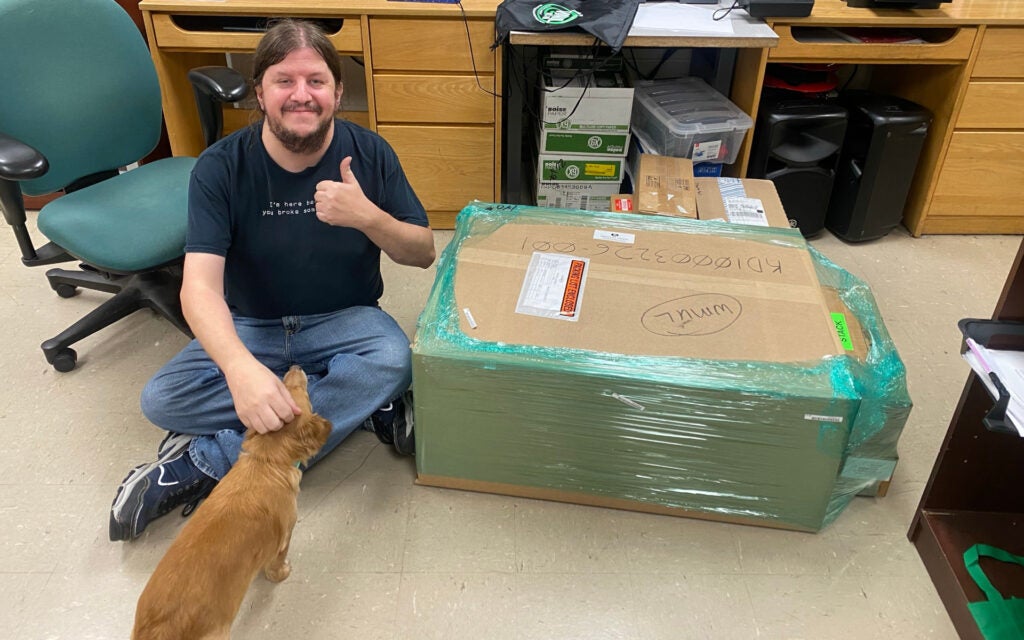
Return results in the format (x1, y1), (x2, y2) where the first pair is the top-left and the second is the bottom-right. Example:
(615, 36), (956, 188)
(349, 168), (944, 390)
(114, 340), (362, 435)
(0, 0), (243, 372)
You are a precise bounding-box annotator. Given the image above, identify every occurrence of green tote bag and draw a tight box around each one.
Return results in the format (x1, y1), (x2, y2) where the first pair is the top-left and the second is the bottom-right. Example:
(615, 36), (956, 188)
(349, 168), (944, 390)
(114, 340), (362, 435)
(964, 543), (1024, 640)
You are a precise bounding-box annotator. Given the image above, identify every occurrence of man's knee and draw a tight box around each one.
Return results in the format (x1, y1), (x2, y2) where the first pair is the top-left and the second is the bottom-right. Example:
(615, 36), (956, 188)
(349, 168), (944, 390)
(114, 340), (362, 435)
(139, 374), (169, 426)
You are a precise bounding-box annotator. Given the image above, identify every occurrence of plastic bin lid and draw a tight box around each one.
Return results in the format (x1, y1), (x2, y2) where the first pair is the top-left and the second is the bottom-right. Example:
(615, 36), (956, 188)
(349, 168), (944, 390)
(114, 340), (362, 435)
(633, 78), (753, 136)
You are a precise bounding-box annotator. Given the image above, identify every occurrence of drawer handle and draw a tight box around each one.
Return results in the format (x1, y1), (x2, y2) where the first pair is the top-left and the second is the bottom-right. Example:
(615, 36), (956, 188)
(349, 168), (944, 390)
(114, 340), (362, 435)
(787, 26), (961, 46)
(170, 15), (346, 36)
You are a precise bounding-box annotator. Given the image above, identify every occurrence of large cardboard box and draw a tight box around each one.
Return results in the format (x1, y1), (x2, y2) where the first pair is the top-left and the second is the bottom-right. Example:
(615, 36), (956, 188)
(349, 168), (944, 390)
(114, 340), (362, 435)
(695, 178), (793, 229)
(412, 203), (909, 531)
(634, 154), (697, 218)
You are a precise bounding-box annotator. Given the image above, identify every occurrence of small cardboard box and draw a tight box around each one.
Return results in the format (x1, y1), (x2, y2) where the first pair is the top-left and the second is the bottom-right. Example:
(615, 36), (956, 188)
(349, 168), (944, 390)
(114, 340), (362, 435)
(635, 154), (697, 218)
(537, 153), (625, 183)
(539, 72), (633, 132)
(535, 181), (621, 212)
(695, 178), (793, 229)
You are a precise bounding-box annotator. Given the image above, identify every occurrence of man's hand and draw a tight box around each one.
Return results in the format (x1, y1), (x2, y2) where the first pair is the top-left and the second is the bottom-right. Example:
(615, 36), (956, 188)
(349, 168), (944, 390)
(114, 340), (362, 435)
(223, 360), (302, 434)
(314, 156), (375, 230)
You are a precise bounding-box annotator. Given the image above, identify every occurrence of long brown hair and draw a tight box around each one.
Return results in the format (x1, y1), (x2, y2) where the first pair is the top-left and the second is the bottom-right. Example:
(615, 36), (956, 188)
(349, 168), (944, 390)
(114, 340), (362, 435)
(252, 19), (342, 96)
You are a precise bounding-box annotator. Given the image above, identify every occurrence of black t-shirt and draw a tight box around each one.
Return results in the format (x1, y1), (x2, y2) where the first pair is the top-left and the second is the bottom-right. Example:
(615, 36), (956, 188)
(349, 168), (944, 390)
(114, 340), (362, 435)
(186, 119), (428, 318)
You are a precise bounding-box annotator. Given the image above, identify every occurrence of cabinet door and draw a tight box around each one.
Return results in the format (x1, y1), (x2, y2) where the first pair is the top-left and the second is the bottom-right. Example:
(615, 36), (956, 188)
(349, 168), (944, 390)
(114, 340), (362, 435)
(378, 125), (495, 212)
(930, 132), (1024, 217)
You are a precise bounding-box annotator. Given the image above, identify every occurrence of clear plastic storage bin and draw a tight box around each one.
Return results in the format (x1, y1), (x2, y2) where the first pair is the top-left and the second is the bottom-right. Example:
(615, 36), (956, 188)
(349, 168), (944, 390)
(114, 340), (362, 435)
(631, 78), (753, 164)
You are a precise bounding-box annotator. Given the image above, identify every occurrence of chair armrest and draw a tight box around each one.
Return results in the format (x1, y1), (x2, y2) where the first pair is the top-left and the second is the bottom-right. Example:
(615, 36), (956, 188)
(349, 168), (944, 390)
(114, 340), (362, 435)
(189, 66), (249, 103)
(188, 66), (250, 148)
(0, 132), (48, 181)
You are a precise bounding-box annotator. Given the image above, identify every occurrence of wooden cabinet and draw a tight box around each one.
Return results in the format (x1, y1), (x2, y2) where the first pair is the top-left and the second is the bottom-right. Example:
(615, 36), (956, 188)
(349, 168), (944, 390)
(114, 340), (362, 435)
(909, 239), (1024, 640)
(733, 2), (1024, 237)
(369, 17), (499, 229)
(916, 26), (1024, 235)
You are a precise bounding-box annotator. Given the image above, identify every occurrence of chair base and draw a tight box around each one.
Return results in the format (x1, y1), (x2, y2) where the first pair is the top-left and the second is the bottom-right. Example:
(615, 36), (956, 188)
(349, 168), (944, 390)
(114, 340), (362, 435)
(41, 264), (193, 372)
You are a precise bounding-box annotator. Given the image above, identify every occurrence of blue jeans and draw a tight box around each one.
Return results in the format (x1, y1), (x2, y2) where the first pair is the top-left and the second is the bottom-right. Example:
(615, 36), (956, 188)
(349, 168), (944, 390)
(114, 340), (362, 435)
(140, 305), (411, 480)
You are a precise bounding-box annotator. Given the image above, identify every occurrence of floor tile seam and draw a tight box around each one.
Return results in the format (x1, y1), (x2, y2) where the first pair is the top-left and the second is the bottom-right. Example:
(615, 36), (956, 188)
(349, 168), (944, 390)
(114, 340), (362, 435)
(298, 441), (382, 519)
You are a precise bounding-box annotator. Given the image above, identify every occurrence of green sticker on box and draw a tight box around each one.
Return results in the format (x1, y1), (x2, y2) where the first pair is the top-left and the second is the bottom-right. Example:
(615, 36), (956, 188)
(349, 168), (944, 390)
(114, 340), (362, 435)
(831, 312), (854, 351)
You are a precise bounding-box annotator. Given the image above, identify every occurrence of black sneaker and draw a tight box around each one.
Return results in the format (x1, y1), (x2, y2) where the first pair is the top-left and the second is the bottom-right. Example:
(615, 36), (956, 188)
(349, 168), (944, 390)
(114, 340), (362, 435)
(108, 435), (217, 541)
(367, 390), (416, 456)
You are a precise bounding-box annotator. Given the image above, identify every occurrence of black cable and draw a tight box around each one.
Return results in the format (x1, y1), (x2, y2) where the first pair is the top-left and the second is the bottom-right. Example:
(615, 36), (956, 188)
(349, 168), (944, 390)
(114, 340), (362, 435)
(457, 0), (502, 99)
(838, 65), (860, 93)
(713, 0), (743, 21)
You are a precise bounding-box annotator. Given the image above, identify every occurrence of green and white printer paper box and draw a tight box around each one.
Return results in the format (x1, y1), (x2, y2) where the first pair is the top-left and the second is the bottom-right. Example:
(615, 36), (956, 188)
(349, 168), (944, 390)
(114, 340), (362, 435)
(412, 203), (911, 531)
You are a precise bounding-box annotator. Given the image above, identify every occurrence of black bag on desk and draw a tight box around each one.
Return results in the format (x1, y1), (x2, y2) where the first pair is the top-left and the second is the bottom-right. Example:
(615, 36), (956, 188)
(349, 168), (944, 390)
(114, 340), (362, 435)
(493, 0), (640, 52)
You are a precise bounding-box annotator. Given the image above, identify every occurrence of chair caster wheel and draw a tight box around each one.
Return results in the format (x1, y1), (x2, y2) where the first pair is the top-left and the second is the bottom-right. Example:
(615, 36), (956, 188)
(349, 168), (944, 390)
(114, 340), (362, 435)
(51, 348), (77, 372)
(53, 284), (77, 298)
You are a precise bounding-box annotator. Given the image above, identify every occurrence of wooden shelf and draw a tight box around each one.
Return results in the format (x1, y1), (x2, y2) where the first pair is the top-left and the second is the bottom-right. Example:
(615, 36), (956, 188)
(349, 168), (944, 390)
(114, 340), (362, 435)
(909, 238), (1024, 639)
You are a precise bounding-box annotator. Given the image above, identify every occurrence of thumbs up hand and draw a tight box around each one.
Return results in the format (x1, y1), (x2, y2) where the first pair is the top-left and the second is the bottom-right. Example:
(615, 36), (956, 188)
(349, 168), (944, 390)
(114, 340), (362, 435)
(314, 156), (373, 229)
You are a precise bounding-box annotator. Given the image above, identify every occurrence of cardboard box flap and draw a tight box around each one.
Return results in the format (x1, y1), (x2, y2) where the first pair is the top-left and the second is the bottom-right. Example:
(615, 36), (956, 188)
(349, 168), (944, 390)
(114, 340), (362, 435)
(453, 221), (843, 363)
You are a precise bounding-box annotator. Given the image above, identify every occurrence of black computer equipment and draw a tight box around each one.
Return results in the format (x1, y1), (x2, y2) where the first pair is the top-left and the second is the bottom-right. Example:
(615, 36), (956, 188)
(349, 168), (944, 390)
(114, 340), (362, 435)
(845, 0), (952, 9)
(738, 0), (815, 18)
(825, 91), (931, 242)
(748, 96), (848, 237)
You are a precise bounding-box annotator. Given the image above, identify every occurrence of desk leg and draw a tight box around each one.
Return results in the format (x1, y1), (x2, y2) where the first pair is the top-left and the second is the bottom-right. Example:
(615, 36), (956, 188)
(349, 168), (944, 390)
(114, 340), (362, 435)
(502, 45), (524, 204)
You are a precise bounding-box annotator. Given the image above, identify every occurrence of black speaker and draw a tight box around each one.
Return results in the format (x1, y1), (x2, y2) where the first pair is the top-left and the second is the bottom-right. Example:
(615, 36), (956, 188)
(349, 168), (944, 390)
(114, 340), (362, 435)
(749, 97), (848, 237)
(825, 91), (931, 242)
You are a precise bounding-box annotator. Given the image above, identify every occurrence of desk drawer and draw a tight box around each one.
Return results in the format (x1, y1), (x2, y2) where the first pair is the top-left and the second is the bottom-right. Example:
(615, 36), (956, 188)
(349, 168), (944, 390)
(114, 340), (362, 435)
(370, 18), (494, 72)
(973, 28), (1024, 79)
(374, 75), (494, 124)
(930, 131), (1024, 217)
(151, 13), (363, 53)
(377, 125), (494, 211)
(769, 25), (976, 63)
(959, 82), (1024, 129)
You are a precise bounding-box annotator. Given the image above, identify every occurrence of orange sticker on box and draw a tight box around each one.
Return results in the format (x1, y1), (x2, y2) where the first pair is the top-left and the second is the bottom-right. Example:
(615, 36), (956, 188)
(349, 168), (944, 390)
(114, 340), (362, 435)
(560, 259), (586, 317)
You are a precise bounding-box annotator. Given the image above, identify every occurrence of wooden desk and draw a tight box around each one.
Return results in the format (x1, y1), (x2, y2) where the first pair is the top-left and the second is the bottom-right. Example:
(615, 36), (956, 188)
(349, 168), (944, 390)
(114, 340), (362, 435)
(908, 237), (1024, 639)
(139, 0), (503, 229)
(731, 0), (1024, 236)
(141, 1), (1024, 234)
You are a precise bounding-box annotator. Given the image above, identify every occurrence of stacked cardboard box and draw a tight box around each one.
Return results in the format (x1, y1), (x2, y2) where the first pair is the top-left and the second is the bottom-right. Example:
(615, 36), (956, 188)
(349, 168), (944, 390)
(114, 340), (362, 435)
(412, 202), (911, 531)
(535, 72), (633, 212)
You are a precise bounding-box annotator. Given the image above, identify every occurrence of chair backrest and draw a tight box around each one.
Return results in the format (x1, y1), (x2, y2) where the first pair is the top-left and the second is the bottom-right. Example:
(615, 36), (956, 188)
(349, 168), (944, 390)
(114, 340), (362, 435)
(0, 0), (163, 196)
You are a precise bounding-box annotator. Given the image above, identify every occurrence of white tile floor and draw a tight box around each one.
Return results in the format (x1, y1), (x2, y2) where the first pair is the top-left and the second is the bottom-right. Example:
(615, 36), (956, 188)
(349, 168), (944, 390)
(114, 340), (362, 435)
(1, 213), (1019, 639)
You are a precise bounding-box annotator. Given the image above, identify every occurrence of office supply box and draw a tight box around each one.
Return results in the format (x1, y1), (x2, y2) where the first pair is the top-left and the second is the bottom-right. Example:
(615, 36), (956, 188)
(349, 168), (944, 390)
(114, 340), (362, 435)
(411, 203), (911, 531)
(535, 181), (622, 212)
(540, 72), (634, 133)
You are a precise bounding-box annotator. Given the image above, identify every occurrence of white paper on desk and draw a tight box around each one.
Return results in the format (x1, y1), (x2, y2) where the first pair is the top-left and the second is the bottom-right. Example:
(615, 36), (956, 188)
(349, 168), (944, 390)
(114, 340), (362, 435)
(631, 4), (736, 36)
(963, 345), (1024, 436)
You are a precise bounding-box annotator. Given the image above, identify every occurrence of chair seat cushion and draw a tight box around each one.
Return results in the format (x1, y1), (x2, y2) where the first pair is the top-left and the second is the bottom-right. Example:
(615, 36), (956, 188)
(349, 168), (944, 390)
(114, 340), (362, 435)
(37, 156), (196, 273)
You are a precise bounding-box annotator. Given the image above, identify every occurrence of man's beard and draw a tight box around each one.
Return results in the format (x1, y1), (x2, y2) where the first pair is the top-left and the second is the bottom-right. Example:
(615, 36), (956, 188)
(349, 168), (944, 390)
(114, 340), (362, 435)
(266, 104), (333, 154)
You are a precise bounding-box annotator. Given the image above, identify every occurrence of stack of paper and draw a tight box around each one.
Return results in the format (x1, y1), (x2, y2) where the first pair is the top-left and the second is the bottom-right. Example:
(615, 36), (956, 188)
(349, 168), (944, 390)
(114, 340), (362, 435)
(963, 338), (1024, 436)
